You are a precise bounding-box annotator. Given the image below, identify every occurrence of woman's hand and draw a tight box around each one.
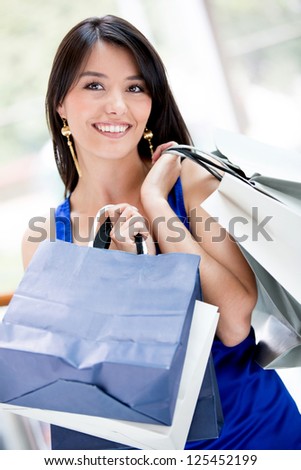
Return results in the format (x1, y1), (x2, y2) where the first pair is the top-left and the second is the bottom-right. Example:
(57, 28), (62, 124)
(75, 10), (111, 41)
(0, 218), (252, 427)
(151, 141), (177, 163)
(104, 203), (156, 255)
(141, 141), (181, 204)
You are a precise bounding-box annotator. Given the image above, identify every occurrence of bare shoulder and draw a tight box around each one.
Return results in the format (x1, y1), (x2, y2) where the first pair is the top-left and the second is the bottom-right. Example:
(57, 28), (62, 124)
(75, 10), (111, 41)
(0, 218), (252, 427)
(180, 157), (221, 212)
(22, 212), (54, 269)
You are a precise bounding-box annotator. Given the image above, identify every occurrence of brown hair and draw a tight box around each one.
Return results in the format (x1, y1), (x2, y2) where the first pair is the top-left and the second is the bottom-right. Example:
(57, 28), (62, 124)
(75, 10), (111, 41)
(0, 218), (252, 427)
(46, 15), (193, 195)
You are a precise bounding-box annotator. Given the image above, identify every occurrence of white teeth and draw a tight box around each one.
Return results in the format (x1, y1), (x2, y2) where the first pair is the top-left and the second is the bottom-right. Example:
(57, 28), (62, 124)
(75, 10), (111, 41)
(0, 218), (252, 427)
(96, 124), (128, 133)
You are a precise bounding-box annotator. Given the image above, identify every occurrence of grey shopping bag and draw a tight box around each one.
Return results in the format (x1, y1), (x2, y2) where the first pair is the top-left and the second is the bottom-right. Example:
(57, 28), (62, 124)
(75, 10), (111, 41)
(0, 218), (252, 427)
(240, 247), (301, 369)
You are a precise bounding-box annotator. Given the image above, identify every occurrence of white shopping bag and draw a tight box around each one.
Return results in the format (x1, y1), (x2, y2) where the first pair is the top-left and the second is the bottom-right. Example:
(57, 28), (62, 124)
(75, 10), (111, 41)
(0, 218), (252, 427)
(202, 173), (301, 368)
(0, 300), (219, 450)
(214, 127), (301, 183)
(202, 173), (301, 304)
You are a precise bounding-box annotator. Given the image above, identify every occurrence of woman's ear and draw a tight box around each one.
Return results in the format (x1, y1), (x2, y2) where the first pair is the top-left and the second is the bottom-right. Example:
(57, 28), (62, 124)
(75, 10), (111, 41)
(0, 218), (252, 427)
(56, 102), (65, 119)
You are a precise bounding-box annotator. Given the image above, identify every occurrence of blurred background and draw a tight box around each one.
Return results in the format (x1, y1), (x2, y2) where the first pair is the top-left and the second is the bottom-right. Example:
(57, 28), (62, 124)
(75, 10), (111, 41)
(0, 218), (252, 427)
(0, 0), (300, 449)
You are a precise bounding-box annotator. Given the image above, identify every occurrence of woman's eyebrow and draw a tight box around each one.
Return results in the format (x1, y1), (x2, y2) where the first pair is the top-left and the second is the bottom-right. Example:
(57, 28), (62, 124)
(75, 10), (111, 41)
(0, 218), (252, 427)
(79, 71), (107, 78)
(79, 71), (144, 81)
(125, 75), (144, 81)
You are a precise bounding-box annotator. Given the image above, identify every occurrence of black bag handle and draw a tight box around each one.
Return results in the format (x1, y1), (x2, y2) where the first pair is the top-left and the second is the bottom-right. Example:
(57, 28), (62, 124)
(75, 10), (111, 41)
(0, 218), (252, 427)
(93, 216), (144, 254)
(164, 145), (249, 183)
(163, 145), (282, 201)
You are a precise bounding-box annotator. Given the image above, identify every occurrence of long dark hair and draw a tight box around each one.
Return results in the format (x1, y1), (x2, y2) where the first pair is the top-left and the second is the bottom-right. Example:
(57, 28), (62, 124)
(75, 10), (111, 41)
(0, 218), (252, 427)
(46, 15), (193, 194)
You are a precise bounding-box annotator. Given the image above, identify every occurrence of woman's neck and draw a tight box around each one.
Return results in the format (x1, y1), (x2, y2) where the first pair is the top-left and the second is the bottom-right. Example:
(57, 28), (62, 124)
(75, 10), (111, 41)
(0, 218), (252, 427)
(70, 154), (151, 217)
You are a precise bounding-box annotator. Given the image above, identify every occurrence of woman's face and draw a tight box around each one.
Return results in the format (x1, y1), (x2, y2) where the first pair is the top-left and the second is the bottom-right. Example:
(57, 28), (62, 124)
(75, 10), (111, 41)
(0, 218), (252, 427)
(57, 41), (152, 163)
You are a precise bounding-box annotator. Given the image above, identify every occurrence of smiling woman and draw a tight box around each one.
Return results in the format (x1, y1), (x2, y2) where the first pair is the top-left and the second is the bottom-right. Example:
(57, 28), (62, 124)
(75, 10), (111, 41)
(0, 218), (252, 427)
(44, 16), (190, 198)
(20, 14), (301, 451)
(57, 42), (152, 168)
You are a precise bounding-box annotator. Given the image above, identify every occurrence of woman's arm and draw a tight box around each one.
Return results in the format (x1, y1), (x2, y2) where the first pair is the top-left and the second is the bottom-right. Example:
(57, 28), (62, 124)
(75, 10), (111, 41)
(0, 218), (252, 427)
(21, 215), (52, 269)
(141, 152), (257, 346)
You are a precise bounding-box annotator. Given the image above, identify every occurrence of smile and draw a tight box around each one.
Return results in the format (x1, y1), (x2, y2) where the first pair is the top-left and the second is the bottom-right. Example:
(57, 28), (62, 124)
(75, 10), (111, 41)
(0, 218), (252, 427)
(93, 123), (130, 134)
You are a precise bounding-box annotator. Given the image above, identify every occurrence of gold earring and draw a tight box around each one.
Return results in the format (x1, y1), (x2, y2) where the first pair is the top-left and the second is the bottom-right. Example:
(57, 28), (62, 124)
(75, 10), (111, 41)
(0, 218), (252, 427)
(143, 128), (154, 156)
(61, 118), (82, 178)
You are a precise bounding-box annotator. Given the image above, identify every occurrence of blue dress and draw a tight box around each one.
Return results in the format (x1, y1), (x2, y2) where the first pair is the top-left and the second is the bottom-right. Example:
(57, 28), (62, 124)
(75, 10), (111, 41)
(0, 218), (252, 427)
(52, 179), (301, 450)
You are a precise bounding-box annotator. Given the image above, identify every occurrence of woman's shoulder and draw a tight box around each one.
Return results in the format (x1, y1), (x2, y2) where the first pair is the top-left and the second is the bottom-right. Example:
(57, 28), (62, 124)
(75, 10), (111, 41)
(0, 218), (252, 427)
(180, 156), (220, 212)
(21, 210), (55, 269)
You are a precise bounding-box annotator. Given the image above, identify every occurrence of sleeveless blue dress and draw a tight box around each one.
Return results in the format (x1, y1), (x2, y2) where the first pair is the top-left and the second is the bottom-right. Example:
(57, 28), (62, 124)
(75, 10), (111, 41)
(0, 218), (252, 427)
(52, 179), (301, 450)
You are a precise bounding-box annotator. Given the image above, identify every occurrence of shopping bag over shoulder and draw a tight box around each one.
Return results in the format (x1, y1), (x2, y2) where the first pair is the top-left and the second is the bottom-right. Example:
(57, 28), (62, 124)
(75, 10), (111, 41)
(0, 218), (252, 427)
(165, 132), (301, 368)
(0, 239), (201, 425)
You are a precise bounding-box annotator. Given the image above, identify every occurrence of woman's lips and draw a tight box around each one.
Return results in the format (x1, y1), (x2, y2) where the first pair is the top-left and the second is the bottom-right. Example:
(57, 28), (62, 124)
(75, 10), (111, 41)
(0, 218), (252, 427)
(93, 123), (131, 137)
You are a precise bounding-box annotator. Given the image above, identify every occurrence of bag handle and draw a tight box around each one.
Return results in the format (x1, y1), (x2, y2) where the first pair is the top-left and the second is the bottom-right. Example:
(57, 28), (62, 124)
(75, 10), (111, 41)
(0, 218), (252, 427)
(164, 144), (249, 183)
(163, 145), (282, 202)
(89, 205), (146, 254)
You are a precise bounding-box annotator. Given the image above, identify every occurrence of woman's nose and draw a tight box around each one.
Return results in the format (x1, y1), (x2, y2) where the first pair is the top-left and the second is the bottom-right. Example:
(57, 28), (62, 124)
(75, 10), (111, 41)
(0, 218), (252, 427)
(104, 90), (127, 115)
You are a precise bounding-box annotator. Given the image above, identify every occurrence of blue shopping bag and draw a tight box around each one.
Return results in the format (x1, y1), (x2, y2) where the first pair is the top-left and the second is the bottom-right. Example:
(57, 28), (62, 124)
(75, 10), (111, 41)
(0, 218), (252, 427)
(0, 239), (201, 426)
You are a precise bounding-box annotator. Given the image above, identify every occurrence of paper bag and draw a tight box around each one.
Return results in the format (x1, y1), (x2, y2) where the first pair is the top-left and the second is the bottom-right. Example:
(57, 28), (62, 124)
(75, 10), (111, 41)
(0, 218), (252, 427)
(0, 239), (201, 425)
(1, 300), (219, 450)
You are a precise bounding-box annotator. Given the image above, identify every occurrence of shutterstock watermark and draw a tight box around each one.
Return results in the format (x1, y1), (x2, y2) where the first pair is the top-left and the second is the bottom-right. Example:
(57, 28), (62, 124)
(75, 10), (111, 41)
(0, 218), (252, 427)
(27, 207), (273, 244)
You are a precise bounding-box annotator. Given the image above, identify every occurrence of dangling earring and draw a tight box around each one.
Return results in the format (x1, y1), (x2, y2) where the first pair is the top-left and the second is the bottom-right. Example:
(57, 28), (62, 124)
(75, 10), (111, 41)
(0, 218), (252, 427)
(61, 118), (82, 177)
(143, 128), (154, 157)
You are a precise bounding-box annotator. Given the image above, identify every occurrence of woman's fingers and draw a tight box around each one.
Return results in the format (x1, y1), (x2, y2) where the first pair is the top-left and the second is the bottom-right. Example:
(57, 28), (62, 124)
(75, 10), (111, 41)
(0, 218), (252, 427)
(107, 205), (142, 238)
(152, 141), (177, 163)
(103, 203), (154, 254)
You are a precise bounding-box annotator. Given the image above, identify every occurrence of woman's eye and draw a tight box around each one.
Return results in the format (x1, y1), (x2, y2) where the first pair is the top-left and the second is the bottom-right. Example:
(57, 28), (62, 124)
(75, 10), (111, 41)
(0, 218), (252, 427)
(86, 82), (104, 91)
(128, 84), (144, 93)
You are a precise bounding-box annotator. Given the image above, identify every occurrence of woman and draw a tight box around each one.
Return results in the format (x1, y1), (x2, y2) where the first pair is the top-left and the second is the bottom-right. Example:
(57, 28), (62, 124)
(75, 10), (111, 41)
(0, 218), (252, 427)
(22, 15), (301, 450)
